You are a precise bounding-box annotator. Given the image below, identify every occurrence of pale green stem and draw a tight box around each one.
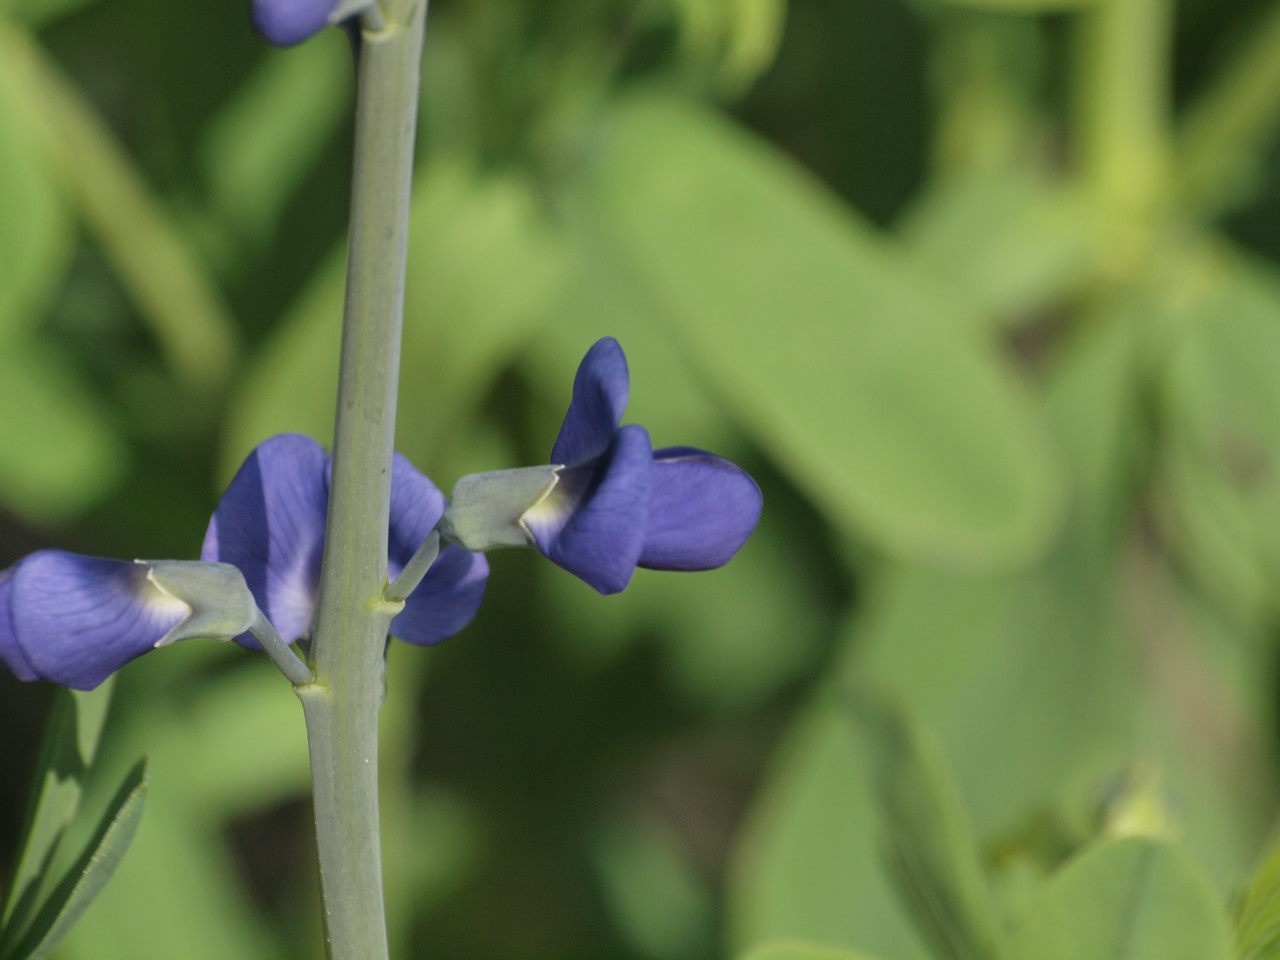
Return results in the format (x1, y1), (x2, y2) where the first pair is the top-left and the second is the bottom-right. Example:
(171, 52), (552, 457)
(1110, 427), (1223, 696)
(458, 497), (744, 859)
(1175, 3), (1280, 217)
(249, 610), (314, 686)
(386, 530), (440, 603)
(1075, 0), (1173, 218)
(295, 4), (427, 960)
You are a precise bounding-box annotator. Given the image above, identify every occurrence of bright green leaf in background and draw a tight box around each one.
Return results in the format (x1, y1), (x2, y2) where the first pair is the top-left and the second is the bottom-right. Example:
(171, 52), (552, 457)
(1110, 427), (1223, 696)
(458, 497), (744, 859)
(1005, 837), (1232, 960)
(585, 94), (1063, 570)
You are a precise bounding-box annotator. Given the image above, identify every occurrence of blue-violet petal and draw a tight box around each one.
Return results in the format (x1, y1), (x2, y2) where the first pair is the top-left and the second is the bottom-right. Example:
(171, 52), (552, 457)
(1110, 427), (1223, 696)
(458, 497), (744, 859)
(7, 552), (188, 690)
(0, 570), (37, 683)
(525, 424), (654, 594)
(387, 453), (489, 645)
(550, 337), (630, 466)
(391, 546), (489, 646)
(639, 447), (762, 571)
(202, 434), (328, 644)
(388, 451), (446, 565)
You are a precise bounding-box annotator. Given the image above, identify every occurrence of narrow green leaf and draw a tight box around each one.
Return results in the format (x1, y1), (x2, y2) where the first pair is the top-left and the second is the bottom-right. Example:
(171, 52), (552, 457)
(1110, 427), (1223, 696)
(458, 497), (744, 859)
(586, 94), (1062, 570)
(735, 941), (885, 960)
(0, 682), (114, 952)
(1005, 838), (1232, 960)
(1233, 830), (1280, 960)
(849, 692), (1003, 960)
(7, 759), (149, 960)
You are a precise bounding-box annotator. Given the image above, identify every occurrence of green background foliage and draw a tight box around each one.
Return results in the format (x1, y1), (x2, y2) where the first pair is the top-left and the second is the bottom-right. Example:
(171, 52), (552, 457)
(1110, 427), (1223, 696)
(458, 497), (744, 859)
(3, 0), (1280, 957)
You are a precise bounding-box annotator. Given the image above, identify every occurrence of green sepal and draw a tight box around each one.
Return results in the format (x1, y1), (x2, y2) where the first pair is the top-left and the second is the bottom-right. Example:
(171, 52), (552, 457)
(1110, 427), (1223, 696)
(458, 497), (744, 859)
(144, 560), (258, 646)
(439, 466), (561, 551)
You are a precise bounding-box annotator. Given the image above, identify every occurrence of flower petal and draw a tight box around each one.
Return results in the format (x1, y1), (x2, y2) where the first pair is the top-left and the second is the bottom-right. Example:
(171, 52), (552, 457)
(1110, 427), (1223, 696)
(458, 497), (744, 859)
(0, 570), (37, 683)
(202, 434), (329, 644)
(638, 447), (762, 571)
(387, 452), (446, 570)
(391, 547), (489, 646)
(250, 0), (338, 45)
(525, 424), (653, 594)
(387, 453), (489, 645)
(550, 337), (631, 466)
(7, 553), (188, 690)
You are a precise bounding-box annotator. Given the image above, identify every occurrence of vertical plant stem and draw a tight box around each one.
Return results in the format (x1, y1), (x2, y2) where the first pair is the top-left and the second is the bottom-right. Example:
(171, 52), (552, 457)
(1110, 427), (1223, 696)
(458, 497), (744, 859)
(296, 5), (427, 960)
(1076, 0), (1172, 218)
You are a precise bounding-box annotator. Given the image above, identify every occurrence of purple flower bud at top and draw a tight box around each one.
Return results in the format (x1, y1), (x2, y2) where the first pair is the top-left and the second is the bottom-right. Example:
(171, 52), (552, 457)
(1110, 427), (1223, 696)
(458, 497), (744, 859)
(251, 0), (340, 46)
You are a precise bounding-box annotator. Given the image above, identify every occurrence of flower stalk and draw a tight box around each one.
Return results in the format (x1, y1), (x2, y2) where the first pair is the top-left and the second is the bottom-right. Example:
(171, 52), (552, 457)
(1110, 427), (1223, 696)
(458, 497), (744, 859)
(296, 3), (427, 958)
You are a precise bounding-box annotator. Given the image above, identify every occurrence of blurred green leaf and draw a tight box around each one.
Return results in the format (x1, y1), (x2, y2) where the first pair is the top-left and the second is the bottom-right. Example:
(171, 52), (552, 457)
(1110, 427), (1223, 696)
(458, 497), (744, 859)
(849, 561), (1133, 838)
(664, 0), (786, 90)
(735, 942), (885, 960)
(585, 94), (1062, 570)
(1235, 829), (1280, 960)
(0, 0), (98, 26)
(0, 342), (127, 523)
(1042, 304), (1145, 560)
(0, 22), (237, 398)
(591, 814), (714, 960)
(728, 701), (931, 959)
(201, 33), (351, 247)
(919, 0), (1104, 11)
(1005, 838), (1231, 960)
(0, 683), (114, 954)
(850, 693), (1003, 960)
(0, 62), (71, 344)
(6, 759), (148, 960)
(224, 160), (567, 481)
(898, 172), (1097, 327)
(1156, 257), (1280, 624)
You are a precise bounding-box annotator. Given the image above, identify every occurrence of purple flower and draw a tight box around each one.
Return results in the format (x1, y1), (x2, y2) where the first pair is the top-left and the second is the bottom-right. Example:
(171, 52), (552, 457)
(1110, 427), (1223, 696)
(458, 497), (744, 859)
(203, 434), (488, 646)
(251, 0), (368, 46)
(521, 338), (762, 594)
(0, 555), (257, 691)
